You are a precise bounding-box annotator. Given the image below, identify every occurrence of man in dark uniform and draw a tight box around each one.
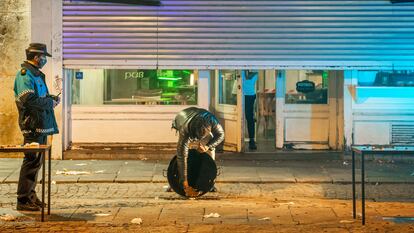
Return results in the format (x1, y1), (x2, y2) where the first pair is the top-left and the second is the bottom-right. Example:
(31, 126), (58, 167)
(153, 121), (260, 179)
(172, 107), (225, 197)
(13, 43), (60, 211)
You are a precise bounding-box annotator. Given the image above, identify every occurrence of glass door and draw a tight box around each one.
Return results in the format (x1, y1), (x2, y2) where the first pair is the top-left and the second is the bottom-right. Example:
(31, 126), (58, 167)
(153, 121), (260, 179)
(214, 70), (243, 152)
(245, 70), (276, 152)
(276, 70), (343, 149)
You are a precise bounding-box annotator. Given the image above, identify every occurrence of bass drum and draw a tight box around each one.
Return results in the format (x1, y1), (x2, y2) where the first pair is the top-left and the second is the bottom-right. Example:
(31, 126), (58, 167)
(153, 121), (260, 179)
(167, 149), (217, 197)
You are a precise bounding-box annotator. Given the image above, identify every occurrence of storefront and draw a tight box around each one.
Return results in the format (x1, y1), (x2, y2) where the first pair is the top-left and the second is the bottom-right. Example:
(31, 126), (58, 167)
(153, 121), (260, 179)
(32, 0), (414, 158)
(67, 69), (199, 144)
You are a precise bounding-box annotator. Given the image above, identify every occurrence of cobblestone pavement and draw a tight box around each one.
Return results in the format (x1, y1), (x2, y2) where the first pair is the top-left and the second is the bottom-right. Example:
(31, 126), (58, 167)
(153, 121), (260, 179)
(0, 183), (413, 232)
(1, 158), (413, 184)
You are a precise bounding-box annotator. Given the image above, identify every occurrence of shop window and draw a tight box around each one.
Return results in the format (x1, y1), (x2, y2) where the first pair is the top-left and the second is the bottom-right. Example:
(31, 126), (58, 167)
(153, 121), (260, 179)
(358, 70), (414, 87)
(218, 70), (237, 105)
(71, 69), (197, 105)
(285, 70), (328, 104)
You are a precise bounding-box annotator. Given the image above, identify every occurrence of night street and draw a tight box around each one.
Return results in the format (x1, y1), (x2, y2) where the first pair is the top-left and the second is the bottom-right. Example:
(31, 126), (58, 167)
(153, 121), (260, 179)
(1, 182), (413, 232)
(2, 0), (414, 232)
(0, 156), (413, 232)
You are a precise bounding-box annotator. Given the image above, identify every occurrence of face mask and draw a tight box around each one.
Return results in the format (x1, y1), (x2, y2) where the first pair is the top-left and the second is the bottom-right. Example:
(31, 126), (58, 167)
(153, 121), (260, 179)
(38, 56), (47, 68)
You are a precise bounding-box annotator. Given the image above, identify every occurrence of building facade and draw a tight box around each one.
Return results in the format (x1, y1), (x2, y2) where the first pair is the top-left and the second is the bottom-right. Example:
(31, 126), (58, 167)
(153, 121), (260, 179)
(5, 0), (414, 158)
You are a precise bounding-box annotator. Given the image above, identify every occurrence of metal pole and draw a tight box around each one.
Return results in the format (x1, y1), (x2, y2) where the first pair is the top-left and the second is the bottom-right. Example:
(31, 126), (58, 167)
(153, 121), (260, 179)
(352, 150), (356, 219)
(361, 152), (365, 225)
(41, 150), (45, 222)
(48, 147), (51, 215)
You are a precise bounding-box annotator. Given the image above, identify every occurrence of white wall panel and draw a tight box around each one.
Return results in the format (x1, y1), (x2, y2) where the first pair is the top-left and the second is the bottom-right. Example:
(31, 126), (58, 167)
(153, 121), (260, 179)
(285, 118), (329, 142)
(353, 122), (390, 145)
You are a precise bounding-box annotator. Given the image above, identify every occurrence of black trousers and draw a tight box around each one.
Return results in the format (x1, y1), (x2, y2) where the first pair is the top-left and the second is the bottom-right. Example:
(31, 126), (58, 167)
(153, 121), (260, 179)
(17, 134), (47, 202)
(245, 95), (256, 140)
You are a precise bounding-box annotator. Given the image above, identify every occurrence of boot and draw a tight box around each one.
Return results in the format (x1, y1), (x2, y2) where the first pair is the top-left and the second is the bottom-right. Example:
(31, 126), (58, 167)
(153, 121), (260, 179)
(249, 140), (257, 150)
(30, 192), (46, 208)
(16, 201), (40, 211)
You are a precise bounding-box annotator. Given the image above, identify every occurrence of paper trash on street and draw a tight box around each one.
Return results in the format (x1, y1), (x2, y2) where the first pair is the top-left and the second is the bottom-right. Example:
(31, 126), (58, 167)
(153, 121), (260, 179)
(0, 214), (16, 221)
(340, 220), (354, 224)
(204, 213), (220, 218)
(131, 218), (143, 224)
(56, 170), (91, 175)
(94, 213), (111, 217)
(280, 202), (295, 205)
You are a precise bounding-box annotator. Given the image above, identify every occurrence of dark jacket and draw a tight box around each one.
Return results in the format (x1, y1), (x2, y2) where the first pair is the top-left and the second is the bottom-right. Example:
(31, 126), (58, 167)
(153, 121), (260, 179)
(13, 62), (59, 136)
(172, 107), (224, 183)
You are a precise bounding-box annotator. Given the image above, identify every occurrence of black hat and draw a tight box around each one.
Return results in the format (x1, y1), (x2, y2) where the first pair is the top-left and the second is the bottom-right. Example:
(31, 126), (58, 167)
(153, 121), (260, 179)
(26, 43), (52, 57)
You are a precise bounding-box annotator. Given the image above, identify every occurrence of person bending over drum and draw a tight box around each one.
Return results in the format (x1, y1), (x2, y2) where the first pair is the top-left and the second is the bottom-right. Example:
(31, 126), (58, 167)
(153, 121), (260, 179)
(171, 107), (225, 197)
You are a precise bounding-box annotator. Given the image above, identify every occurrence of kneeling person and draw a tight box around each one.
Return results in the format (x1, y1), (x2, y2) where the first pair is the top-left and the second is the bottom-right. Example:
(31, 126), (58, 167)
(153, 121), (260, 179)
(172, 107), (224, 197)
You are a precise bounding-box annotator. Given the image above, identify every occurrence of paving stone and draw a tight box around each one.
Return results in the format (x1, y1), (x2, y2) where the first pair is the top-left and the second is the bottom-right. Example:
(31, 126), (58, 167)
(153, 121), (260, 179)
(114, 176), (153, 182)
(75, 207), (119, 223)
(46, 208), (78, 221)
(256, 168), (296, 182)
(329, 201), (380, 221)
(373, 202), (414, 217)
(3, 170), (20, 183)
(187, 224), (215, 233)
(78, 174), (117, 182)
(114, 206), (162, 225)
(204, 205), (248, 224)
(0, 171), (15, 183)
(290, 206), (338, 225)
(159, 204), (204, 224)
(52, 174), (80, 183)
(292, 168), (333, 183)
(247, 205), (295, 225)
(324, 168), (351, 183)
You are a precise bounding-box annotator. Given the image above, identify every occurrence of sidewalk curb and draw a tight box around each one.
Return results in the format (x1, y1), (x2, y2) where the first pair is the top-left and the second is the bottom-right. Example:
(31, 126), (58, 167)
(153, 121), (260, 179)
(2, 180), (414, 184)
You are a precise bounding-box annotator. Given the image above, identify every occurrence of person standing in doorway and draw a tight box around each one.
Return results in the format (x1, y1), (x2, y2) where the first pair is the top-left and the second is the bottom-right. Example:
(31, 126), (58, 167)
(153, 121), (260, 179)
(244, 70), (258, 150)
(13, 43), (60, 211)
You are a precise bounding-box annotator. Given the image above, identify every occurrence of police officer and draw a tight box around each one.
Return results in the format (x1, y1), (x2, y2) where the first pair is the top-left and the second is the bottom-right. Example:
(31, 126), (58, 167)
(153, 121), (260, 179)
(14, 43), (60, 211)
(172, 107), (224, 197)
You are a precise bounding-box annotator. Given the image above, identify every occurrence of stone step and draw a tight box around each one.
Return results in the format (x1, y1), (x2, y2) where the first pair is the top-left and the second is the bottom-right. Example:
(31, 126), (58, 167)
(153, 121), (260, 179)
(64, 143), (177, 160)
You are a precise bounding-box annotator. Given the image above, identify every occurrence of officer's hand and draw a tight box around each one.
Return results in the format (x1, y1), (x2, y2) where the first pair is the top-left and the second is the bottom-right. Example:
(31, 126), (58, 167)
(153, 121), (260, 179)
(49, 94), (60, 108)
(53, 96), (61, 108)
(55, 96), (61, 105)
(197, 145), (209, 153)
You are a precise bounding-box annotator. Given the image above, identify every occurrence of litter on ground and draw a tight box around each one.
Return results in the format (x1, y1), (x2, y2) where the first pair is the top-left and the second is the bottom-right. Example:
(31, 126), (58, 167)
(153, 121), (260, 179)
(56, 170), (91, 175)
(94, 213), (111, 217)
(204, 213), (220, 218)
(131, 218), (143, 224)
(340, 220), (355, 224)
(0, 214), (16, 221)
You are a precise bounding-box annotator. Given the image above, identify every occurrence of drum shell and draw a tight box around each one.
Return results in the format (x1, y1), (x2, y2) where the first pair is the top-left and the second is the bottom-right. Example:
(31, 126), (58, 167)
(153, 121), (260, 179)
(167, 149), (217, 197)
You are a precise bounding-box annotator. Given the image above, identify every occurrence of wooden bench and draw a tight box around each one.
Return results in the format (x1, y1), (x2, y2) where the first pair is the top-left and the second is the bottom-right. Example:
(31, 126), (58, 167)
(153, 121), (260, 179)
(351, 145), (414, 225)
(0, 145), (52, 222)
